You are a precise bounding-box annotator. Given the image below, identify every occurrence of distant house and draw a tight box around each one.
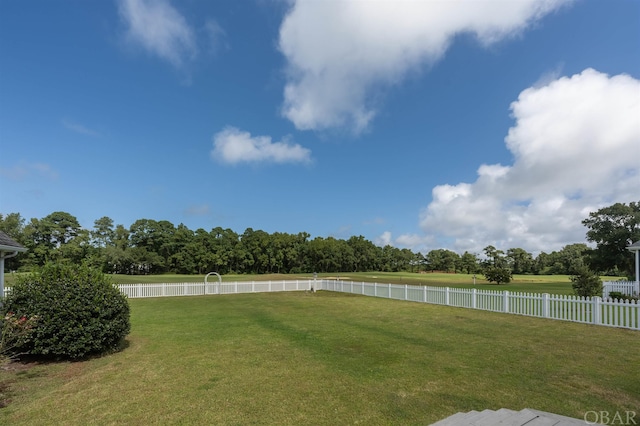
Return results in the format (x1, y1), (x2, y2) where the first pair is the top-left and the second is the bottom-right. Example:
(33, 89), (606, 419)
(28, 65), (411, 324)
(628, 240), (640, 283)
(0, 231), (27, 298)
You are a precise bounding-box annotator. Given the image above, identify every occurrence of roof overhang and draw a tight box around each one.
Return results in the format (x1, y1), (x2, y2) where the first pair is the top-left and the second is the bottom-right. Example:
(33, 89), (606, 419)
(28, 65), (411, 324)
(627, 241), (640, 252)
(0, 244), (27, 253)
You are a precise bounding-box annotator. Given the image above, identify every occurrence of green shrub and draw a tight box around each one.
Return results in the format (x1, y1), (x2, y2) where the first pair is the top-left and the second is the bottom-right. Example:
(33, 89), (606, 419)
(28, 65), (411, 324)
(606, 291), (639, 302)
(570, 267), (602, 298)
(1, 263), (130, 360)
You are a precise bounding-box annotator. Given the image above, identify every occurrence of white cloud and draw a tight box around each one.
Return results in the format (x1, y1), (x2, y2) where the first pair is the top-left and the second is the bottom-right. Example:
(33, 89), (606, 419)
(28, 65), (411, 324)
(62, 119), (101, 137)
(420, 69), (640, 254)
(203, 19), (228, 55)
(118, 0), (197, 68)
(396, 233), (432, 249)
(375, 231), (435, 251)
(278, 0), (573, 132)
(363, 217), (385, 226)
(184, 204), (211, 216)
(532, 62), (565, 88)
(211, 127), (312, 165)
(375, 231), (393, 247)
(0, 162), (59, 181)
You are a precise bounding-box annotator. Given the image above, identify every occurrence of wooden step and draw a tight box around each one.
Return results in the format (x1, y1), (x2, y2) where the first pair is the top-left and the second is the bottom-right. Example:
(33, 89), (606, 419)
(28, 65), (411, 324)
(430, 407), (602, 425)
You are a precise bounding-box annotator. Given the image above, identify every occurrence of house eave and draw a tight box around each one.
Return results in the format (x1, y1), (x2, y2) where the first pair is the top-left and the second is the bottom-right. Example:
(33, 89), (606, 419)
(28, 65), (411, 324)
(627, 241), (640, 252)
(0, 244), (28, 253)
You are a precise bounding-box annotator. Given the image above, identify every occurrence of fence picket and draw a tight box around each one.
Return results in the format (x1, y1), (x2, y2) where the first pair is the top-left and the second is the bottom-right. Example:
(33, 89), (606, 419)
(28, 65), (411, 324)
(603, 281), (639, 298)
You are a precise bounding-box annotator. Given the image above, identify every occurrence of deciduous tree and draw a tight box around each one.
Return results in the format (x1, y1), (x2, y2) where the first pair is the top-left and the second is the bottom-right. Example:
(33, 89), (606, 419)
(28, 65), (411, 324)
(483, 265), (512, 285)
(506, 248), (534, 275)
(583, 201), (640, 276)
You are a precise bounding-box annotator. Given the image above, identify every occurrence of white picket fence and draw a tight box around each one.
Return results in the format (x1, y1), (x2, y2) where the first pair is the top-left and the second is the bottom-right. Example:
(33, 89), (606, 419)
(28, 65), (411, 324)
(116, 280), (314, 298)
(320, 280), (639, 330)
(115, 279), (640, 331)
(602, 280), (639, 299)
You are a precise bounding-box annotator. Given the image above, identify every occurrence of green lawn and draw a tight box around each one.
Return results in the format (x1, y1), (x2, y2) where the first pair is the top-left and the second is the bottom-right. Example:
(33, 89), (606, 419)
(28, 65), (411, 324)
(317, 272), (583, 295)
(1, 291), (638, 425)
(105, 271), (627, 295)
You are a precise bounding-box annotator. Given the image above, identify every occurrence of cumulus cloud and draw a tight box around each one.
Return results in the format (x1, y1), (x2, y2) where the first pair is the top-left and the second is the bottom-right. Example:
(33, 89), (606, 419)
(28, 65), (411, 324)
(376, 231), (435, 251)
(420, 69), (640, 254)
(211, 127), (312, 165)
(118, 0), (197, 68)
(278, 0), (573, 132)
(396, 233), (433, 249)
(375, 231), (393, 247)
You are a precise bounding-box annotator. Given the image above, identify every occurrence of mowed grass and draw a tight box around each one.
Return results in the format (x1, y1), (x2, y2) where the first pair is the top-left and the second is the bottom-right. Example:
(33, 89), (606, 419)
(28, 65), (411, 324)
(1, 292), (638, 425)
(317, 272), (584, 295)
(106, 271), (627, 295)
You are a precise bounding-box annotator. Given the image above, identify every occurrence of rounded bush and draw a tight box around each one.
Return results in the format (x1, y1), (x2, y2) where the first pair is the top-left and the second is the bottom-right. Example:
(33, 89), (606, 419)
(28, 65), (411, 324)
(483, 265), (512, 285)
(2, 263), (130, 360)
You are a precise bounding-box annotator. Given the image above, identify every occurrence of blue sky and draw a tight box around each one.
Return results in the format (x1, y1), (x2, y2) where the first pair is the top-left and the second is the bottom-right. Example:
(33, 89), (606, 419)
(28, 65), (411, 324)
(1, 0), (638, 255)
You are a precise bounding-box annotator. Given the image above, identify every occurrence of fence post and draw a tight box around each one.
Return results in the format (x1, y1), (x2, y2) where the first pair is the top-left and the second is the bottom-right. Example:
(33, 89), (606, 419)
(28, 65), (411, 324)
(542, 293), (550, 318)
(503, 291), (509, 313)
(592, 296), (601, 325)
(404, 284), (408, 301)
(472, 289), (477, 309)
(423, 286), (427, 303)
(445, 287), (450, 306)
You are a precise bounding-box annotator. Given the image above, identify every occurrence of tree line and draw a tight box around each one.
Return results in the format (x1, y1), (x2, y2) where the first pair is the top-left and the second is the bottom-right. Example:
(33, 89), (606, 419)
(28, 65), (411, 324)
(1, 201), (638, 277)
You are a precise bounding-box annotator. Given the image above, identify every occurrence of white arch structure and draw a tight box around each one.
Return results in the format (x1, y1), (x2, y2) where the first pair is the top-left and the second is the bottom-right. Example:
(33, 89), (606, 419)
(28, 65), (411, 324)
(204, 272), (222, 295)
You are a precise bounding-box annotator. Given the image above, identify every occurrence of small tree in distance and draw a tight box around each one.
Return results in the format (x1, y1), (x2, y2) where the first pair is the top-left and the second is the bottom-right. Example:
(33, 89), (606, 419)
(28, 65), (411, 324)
(570, 266), (602, 298)
(483, 265), (512, 285)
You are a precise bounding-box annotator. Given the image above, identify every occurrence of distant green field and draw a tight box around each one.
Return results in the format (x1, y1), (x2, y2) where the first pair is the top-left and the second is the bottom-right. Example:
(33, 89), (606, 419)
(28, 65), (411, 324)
(105, 272), (626, 296)
(4, 271), (625, 296)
